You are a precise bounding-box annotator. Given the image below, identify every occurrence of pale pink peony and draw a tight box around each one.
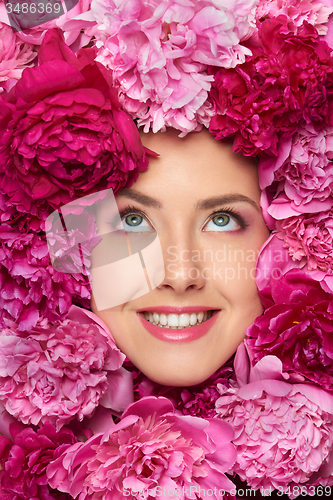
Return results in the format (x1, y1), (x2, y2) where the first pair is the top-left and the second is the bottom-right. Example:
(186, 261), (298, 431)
(0, 305), (133, 429)
(276, 210), (333, 273)
(0, 22), (37, 93)
(91, 0), (257, 135)
(255, 0), (333, 35)
(322, 1), (333, 47)
(259, 124), (333, 218)
(47, 397), (237, 499)
(215, 343), (333, 492)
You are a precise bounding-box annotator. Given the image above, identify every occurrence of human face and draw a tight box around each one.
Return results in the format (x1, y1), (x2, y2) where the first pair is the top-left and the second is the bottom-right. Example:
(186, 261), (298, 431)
(91, 128), (270, 386)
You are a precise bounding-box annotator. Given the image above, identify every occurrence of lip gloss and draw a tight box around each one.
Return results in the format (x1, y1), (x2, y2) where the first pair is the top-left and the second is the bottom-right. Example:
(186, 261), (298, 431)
(137, 310), (219, 343)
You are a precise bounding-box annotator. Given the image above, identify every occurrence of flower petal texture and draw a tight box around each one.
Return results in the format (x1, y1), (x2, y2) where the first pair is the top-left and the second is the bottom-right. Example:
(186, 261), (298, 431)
(47, 397), (236, 499)
(0, 225), (91, 330)
(209, 17), (333, 156)
(91, 0), (257, 135)
(0, 305), (131, 428)
(248, 268), (333, 392)
(0, 22), (37, 94)
(216, 343), (333, 491)
(0, 421), (76, 500)
(0, 28), (148, 222)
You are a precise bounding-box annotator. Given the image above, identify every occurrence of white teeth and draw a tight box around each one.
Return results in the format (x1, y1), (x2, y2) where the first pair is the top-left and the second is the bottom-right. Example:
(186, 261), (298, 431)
(190, 313), (197, 326)
(153, 313), (159, 324)
(159, 313), (168, 326)
(168, 314), (179, 327)
(143, 311), (213, 328)
(179, 313), (190, 327)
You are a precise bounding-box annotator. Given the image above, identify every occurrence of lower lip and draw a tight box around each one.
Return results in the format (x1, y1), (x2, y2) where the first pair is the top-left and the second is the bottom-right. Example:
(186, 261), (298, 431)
(138, 312), (219, 343)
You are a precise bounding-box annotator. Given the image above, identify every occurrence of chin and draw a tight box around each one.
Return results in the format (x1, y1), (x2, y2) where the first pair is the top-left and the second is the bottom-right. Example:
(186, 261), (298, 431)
(130, 353), (227, 387)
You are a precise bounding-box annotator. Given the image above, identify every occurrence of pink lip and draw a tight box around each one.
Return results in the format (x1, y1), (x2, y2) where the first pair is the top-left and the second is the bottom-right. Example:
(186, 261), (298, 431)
(137, 306), (215, 314)
(138, 310), (219, 343)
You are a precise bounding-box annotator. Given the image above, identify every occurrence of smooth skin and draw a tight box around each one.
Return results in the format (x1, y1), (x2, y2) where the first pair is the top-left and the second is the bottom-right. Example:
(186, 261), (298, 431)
(91, 128), (270, 386)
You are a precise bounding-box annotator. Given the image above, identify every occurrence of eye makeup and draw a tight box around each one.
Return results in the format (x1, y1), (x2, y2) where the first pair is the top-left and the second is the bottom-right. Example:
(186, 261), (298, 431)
(202, 206), (250, 231)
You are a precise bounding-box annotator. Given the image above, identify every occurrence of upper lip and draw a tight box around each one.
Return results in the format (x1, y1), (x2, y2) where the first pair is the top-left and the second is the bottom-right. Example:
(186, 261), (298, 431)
(137, 306), (220, 314)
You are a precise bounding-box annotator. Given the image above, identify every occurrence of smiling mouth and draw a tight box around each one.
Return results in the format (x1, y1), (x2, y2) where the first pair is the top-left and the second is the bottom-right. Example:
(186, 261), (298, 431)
(141, 311), (215, 329)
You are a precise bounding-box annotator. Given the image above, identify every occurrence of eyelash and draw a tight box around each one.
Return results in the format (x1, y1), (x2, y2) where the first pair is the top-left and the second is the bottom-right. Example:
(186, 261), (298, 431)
(113, 205), (154, 229)
(112, 205), (249, 231)
(205, 207), (249, 230)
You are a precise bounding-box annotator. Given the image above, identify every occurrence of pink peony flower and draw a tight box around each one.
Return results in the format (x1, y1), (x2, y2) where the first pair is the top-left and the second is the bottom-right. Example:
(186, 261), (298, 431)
(47, 397), (236, 499)
(0, 22), (37, 94)
(247, 268), (333, 393)
(209, 18), (333, 156)
(255, 231), (333, 297)
(0, 305), (132, 428)
(0, 225), (91, 331)
(322, 0), (333, 47)
(259, 124), (333, 217)
(91, 0), (257, 135)
(255, 0), (333, 35)
(215, 342), (333, 492)
(0, 28), (148, 221)
(0, 421), (76, 500)
(276, 210), (333, 274)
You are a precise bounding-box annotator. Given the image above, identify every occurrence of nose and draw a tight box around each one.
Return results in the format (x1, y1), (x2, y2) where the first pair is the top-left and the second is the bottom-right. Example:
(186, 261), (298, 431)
(156, 236), (206, 294)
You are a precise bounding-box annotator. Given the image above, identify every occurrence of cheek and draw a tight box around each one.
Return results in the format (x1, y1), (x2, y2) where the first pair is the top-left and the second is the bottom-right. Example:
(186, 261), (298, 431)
(91, 298), (128, 348)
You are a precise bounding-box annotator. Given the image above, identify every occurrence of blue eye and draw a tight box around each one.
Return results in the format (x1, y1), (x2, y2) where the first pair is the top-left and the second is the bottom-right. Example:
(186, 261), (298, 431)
(125, 214), (143, 227)
(118, 212), (154, 232)
(203, 213), (240, 232)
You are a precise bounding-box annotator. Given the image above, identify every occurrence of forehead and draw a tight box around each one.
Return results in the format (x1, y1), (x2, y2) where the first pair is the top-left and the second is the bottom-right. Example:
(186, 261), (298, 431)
(136, 128), (260, 200)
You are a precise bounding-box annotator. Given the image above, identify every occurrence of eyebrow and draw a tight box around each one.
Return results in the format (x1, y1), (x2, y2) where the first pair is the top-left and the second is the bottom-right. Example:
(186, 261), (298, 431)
(194, 194), (260, 212)
(117, 189), (163, 209)
(118, 189), (260, 212)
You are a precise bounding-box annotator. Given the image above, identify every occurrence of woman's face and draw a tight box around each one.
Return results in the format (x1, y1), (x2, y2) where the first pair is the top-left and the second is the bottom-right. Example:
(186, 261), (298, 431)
(91, 129), (270, 386)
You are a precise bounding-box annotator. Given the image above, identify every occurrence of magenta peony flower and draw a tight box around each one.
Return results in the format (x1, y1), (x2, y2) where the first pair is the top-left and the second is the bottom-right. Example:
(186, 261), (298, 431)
(47, 397), (236, 499)
(247, 268), (333, 392)
(259, 124), (333, 217)
(255, 0), (333, 35)
(216, 343), (333, 492)
(0, 28), (148, 221)
(0, 22), (37, 94)
(91, 0), (257, 135)
(276, 210), (333, 273)
(255, 231), (333, 298)
(209, 18), (333, 156)
(0, 421), (76, 500)
(0, 189), (51, 232)
(0, 225), (91, 330)
(0, 305), (132, 428)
